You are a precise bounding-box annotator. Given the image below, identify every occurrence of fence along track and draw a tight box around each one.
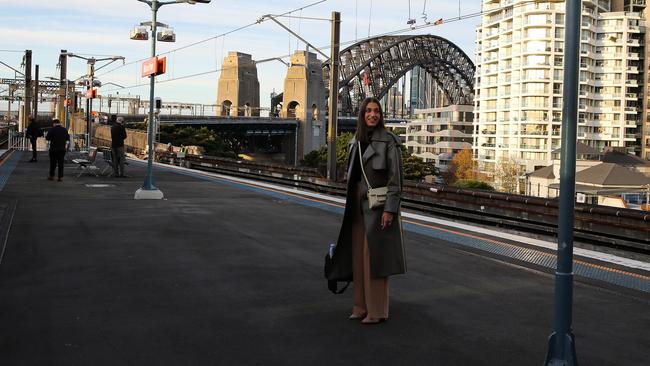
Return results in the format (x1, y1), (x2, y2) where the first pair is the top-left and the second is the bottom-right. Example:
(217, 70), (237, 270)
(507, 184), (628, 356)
(154, 153), (648, 254)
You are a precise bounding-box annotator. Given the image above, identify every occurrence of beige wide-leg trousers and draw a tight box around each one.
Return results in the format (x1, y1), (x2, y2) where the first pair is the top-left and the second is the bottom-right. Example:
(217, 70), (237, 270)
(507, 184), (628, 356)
(351, 183), (389, 319)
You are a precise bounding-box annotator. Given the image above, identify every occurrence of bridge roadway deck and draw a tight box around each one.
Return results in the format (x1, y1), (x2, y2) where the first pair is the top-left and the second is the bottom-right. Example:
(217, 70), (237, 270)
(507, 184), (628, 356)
(0, 151), (648, 365)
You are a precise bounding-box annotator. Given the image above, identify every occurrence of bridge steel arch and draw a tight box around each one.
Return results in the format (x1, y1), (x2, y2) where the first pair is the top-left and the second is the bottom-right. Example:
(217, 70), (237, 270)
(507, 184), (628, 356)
(322, 34), (475, 116)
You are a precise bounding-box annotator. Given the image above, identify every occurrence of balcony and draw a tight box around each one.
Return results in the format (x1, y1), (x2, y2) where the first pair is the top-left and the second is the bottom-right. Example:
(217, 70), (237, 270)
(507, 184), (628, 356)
(520, 144), (546, 150)
(520, 130), (548, 136)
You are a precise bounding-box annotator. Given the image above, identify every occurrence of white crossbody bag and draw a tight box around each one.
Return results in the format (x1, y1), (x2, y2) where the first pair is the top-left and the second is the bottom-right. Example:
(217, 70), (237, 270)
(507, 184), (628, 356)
(358, 141), (388, 209)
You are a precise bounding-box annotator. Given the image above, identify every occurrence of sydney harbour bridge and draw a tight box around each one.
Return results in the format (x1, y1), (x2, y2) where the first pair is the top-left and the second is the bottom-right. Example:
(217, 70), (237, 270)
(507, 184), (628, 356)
(268, 34), (475, 117)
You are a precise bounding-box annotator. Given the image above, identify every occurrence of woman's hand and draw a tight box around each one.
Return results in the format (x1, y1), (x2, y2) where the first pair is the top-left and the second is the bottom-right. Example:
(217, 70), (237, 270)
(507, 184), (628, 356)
(381, 212), (394, 230)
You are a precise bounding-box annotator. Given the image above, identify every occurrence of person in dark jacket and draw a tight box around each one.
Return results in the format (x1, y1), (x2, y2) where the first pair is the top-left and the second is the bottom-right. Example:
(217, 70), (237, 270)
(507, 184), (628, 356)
(25, 117), (42, 162)
(46, 119), (70, 181)
(331, 97), (406, 324)
(111, 117), (128, 177)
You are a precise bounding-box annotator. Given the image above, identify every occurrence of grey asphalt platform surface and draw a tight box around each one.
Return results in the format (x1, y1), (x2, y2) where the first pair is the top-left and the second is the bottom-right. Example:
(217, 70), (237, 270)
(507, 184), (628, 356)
(1, 151), (649, 366)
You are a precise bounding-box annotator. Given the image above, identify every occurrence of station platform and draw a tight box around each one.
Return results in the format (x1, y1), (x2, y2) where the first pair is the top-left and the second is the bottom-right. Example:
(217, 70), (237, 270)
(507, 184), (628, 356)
(0, 150), (649, 365)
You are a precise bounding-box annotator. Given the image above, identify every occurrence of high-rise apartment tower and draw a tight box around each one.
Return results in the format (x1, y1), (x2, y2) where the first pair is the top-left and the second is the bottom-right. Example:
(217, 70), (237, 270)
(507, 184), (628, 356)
(474, 0), (648, 174)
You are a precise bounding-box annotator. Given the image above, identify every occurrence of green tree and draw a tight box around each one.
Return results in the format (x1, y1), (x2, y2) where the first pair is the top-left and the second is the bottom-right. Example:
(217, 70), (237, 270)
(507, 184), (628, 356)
(453, 179), (494, 191)
(401, 147), (438, 181)
(301, 132), (354, 167)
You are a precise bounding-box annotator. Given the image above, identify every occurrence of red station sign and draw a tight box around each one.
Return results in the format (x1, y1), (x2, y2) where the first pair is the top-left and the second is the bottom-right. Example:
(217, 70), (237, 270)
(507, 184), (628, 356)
(141, 56), (167, 77)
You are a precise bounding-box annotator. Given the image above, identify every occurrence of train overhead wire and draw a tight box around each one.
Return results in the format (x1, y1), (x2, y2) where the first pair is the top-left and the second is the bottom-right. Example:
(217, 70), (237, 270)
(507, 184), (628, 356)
(95, 0), (329, 78)
(101, 1), (521, 93)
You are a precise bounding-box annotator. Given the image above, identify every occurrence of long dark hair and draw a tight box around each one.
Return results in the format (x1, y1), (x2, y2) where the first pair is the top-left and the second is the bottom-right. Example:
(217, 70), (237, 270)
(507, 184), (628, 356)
(355, 97), (385, 143)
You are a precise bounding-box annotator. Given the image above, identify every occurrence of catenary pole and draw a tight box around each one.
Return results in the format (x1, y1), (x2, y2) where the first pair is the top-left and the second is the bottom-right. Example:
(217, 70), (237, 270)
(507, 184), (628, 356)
(544, 0), (580, 364)
(327, 12), (341, 181)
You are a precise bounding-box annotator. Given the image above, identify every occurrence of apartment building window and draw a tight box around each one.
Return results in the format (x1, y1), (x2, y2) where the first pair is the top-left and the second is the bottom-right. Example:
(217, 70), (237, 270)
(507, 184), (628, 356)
(526, 28), (549, 39)
(522, 110), (548, 121)
(520, 152), (547, 160)
(527, 14), (549, 25)
(523, 82), (547, 93)
(553, 97), (562, 108)
(523, 96), (548, 108)
(526, 69), (548, 80)
(526, 40), (549, 52)
(526, 55), (548, 66)
(579, 71), (588, 81)
(555, 13), (564, 25)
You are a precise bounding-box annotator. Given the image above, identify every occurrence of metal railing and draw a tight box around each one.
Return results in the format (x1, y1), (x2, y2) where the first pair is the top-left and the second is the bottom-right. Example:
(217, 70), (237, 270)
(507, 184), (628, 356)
(7, 129), (28, 151)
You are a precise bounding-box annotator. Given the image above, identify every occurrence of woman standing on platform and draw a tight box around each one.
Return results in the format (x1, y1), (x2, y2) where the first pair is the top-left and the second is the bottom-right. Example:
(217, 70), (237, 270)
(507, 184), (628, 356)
(332, 97), (406, 324)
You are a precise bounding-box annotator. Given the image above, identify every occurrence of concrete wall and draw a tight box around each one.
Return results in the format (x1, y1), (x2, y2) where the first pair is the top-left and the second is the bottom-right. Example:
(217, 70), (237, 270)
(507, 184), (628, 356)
(93, 125), (204, 155)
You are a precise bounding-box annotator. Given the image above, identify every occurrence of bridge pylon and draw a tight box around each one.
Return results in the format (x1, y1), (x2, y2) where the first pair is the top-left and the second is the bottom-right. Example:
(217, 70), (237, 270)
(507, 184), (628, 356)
(216, 52), (260, 117)
(281, 50), (326, 158)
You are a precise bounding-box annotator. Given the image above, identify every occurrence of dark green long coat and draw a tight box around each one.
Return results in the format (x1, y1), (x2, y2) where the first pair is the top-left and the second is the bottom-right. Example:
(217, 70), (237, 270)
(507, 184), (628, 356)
(330, 128), (407, 279)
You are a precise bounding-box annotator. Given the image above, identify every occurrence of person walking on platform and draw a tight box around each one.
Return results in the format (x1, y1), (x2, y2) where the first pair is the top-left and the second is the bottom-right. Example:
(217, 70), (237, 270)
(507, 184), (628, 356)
(331, 97), (406, 324)
(46, 119), (70, 182)
(25, 117), (43, 162)
(111, 117), (127, 178)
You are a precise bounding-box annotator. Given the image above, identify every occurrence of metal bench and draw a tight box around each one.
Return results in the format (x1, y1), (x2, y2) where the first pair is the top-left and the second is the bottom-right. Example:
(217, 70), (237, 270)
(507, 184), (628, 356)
(72, 147), (100, 177)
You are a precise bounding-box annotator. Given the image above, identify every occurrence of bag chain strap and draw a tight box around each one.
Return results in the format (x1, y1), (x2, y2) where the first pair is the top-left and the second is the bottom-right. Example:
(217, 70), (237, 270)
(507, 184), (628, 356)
(357, 141), (374, 190)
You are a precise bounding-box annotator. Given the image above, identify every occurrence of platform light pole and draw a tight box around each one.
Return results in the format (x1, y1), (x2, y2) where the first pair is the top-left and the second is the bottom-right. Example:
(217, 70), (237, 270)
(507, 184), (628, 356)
(133, 0), (212, 200)
(544, 0), (580, 364)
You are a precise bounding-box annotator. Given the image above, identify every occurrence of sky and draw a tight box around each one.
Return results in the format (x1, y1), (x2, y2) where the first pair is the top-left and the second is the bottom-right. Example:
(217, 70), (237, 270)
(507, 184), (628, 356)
(0, 0), (483, 112)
